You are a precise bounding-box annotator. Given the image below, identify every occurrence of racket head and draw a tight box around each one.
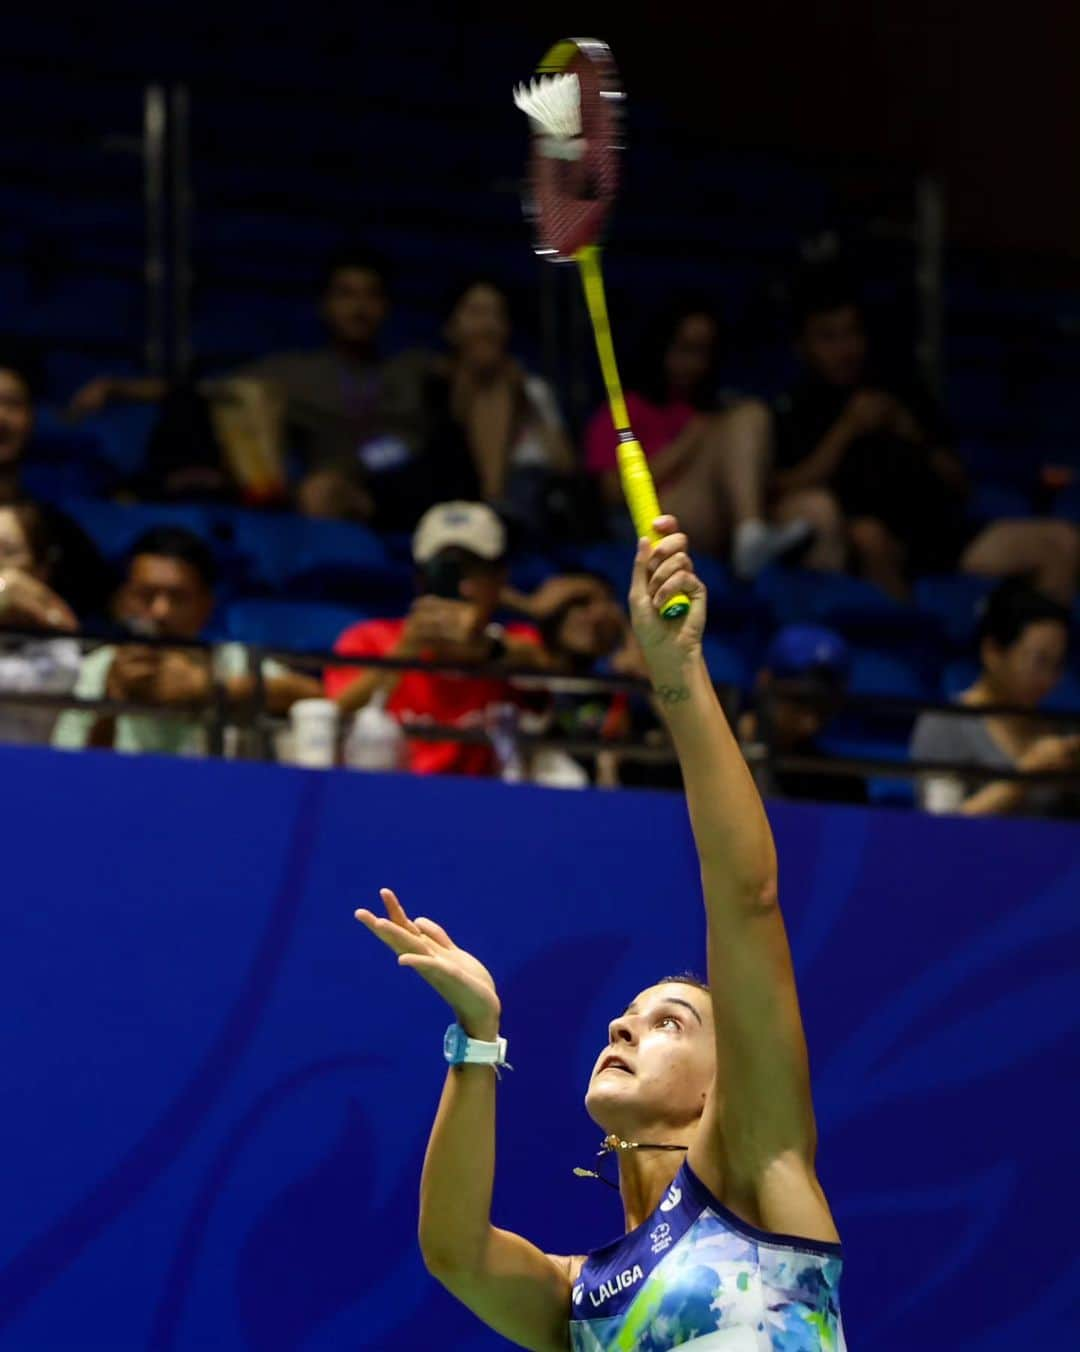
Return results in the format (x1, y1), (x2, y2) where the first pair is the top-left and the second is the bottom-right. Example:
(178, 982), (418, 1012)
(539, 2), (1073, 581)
(522, 37), (624, 263)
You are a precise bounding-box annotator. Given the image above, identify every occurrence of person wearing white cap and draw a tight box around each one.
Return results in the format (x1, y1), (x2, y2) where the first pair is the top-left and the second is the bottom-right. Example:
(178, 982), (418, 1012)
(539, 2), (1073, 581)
(325, 502), (543, 776)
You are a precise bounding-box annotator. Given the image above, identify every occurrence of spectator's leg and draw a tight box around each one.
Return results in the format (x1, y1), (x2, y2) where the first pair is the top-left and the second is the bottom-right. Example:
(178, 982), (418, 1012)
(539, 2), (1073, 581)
(296, 469), (374, 521)
(960, 519), (1080, 605)
(849, 516), (910, 600)
(713, 400), (773, 525)
(663, 454), (734, 556)
(684, 401), (813, 577)
(772, 488), (847, 571)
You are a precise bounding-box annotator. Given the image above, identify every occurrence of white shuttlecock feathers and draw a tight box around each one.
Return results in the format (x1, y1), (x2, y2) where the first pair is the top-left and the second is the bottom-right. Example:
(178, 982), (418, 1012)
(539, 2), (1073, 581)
(513, 73), (582, 142)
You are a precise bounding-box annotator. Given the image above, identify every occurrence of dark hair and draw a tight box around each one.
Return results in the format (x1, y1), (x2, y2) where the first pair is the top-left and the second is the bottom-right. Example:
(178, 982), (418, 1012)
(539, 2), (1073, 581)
(0, 341), (44, 403)
(789, 264), (864, 335)
(977, 578), (1070, 653)
(445, 275), (511, 318)
(654, 972), (710, 994)
(629, 299), (724, 410)
(128, 526), (216, 590)
(321, 244), (392, 296)
(418, 544), (504, 598)
(5, 500), (111, 618)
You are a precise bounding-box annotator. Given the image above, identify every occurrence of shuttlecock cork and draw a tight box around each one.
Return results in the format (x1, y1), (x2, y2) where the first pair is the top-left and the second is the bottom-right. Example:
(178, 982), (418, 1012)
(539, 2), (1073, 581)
(513, 73), (583, 160)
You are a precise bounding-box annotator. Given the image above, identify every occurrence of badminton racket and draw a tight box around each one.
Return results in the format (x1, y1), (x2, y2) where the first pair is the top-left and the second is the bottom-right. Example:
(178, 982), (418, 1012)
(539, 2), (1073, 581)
(514, 37), (689, 619)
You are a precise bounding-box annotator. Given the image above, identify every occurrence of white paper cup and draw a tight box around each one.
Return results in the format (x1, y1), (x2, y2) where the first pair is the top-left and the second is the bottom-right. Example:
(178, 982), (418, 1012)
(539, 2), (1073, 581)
(288, 698), (339, 769)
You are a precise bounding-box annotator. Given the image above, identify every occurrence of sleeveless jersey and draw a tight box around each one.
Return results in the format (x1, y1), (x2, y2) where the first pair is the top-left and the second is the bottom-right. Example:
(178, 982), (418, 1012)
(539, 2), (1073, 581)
(569, 1161), (845, 1351)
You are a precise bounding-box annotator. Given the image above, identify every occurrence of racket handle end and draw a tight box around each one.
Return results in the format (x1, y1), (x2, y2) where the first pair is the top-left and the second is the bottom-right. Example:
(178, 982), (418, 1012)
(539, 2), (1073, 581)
(660, 595), (691, 621)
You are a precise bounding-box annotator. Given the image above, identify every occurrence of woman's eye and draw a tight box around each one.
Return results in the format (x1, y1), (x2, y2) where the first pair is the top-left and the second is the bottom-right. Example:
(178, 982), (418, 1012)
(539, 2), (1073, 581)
(658, 1015), (680, 1030)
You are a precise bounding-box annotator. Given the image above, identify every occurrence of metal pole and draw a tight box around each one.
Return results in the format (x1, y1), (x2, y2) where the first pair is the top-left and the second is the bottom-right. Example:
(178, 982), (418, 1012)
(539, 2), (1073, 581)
(170, 84), (193, 380)
(143, 85), (168, 378)
(915, 175), (946, 398)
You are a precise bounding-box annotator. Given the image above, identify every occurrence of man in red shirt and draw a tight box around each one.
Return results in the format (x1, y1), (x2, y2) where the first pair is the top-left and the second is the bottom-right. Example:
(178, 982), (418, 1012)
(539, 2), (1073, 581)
(325, 501), (541, 775)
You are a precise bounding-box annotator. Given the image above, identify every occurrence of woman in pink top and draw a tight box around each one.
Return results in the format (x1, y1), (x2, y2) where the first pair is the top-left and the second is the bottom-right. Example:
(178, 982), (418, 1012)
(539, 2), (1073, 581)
(585, 302), (844, 578)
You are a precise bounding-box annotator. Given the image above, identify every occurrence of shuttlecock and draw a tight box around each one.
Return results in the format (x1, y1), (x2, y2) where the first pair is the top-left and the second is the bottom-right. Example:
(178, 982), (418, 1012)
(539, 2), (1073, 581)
(513, 73), (582, 141)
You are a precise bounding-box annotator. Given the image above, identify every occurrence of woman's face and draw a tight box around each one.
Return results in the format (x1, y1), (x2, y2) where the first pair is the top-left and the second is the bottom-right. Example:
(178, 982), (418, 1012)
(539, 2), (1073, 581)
(0, 506), (35, 574)
(584, 982), (715, 1138)
(447, 284), (511, 365)
(664, 314), (717, 398)
(984, 619), (1068, 708)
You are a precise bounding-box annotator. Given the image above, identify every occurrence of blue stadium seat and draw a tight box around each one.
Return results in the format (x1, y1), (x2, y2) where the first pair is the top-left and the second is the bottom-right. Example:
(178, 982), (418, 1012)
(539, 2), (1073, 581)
(61, 499), (218, 566)
(701, 635), (752, 690)
(228, 511), (409, 608)
(224, 599), (363, 653)
(913, 573), (995, 649)
(19, 410), (119, 500)
(867, 778), (917, 809)
(702, 632), (751, 692)
(847, 650), (933, 701)
(83, 404), (158, 479)
(755, 566), (906, 632)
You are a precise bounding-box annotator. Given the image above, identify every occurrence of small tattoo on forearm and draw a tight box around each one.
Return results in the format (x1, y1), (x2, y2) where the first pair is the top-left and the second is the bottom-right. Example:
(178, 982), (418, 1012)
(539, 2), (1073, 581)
(655, 684), (690, 705)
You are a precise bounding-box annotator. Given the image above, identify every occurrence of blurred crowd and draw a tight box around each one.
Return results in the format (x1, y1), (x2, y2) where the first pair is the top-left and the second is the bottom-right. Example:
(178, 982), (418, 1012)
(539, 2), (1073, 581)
(1, 245), (1078, 817)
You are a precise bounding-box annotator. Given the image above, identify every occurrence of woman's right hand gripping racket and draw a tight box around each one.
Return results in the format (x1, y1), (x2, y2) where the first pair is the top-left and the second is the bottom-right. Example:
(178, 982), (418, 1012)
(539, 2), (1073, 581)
(514, 37), (689, 619)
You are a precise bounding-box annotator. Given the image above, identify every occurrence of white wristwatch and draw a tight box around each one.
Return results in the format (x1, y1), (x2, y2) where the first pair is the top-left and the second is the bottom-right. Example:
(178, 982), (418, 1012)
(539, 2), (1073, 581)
(443, 1022), (511, 1073)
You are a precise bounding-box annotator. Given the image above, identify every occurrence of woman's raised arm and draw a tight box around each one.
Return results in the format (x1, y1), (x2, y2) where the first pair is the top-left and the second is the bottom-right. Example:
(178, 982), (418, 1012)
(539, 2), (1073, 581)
(356, 889), (571, 1351)
(629, 520), (835, 1241)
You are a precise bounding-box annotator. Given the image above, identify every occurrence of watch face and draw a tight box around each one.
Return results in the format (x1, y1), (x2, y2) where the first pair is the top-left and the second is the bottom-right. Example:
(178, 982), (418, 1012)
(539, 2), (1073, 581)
(443, 1023), (466, 1063)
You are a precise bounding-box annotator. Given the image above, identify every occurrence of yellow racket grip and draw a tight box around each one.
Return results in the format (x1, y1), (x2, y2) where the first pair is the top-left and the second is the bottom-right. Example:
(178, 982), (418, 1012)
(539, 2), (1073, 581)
(617, 436), (690, 620)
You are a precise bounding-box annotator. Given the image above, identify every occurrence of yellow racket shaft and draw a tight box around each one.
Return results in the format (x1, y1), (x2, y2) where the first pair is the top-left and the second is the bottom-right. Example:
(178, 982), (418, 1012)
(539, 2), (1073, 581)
(575, 245), (689, 619)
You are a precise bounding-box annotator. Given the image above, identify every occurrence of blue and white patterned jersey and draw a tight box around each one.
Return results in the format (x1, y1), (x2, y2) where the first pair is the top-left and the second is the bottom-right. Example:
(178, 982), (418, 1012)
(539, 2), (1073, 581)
(569, 1161), (844, 1351)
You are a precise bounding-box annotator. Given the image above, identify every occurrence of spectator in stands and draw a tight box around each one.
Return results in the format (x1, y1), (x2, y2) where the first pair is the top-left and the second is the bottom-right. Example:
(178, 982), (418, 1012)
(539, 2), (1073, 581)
(0, 501), (82, 745)
(326, 501), (542, 776)
(738, 625), (867, 804)
(504, 573), (628, 675)
(69, 247), (441, 527)
(770, 267), (1080, 602)
(910, 579), (1080, 816)
(505, 572), (684, 788)
(584, 301), (840, 579)
(432, 278), (578, 537)
(0, 348), (41, 506)
(53, 527), (319, 755)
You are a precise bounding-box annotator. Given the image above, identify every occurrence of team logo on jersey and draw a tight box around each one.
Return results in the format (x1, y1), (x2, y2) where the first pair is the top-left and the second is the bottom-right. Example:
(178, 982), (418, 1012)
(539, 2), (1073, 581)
(572, 1282), (584, 1306)
(587, 1265), (644, 1307)
(659, 1183), (682, 1212)
(650, 1221), (672, 1254)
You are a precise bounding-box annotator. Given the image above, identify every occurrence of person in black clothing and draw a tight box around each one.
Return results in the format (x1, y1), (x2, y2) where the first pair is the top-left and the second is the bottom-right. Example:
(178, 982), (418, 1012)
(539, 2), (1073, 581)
(739, 624), (867, 805)
(770, 267), (1079, 602)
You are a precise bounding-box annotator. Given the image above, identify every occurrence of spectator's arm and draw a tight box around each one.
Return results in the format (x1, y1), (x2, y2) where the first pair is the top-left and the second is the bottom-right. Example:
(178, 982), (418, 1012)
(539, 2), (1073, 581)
(773, 413), (858, 495)
(956, 780), (1026, 815)
(223, 669), (323, 716)
(331, 631), (416, 716)
(68, 376), (169, 418)
(597, 419), (707, 507)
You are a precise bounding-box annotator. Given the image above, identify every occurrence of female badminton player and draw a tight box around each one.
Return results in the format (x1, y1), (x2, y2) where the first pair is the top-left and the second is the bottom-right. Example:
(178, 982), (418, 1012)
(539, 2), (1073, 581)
(356, 515), (845, 1351)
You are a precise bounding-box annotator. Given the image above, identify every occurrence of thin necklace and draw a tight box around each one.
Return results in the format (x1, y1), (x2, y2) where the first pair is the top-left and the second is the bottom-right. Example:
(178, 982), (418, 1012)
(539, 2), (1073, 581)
(573, 1133), (689, 1191)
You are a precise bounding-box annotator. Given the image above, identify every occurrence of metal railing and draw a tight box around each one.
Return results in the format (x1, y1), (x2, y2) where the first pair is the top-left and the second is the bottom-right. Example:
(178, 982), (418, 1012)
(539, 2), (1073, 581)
(2, 633), (1080, 811)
